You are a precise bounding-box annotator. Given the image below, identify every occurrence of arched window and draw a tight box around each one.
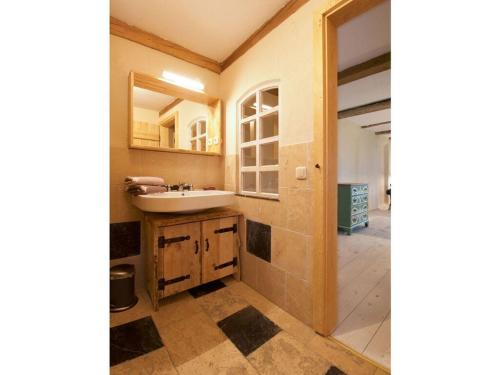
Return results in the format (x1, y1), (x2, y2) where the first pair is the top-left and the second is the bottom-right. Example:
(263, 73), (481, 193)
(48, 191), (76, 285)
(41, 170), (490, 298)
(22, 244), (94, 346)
(238, 84), (279, 198)
(188, 117), (207, 152)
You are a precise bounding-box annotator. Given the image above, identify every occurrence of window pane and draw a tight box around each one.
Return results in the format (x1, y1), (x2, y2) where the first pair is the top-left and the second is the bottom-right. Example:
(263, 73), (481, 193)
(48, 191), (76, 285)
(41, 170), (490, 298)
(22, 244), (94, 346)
(200, 136), (206, 151)
(261, 87), (278, 111)
(191, 124), (197, 138)
(242, 172), (256, 192)
(241, 120), (256, 143)
(260, 142), (278, 166)
(260, 171), (278, 194)
(261, 112), (279, 139)
(241, 94), (256, 118)
(242, 146), (256, 166)
(191, 140), (196, 150)
(199, 120), (206, 134)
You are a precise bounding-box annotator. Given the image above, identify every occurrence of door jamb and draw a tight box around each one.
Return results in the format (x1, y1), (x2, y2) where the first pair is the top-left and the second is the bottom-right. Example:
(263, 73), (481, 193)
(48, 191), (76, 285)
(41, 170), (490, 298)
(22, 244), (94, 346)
(312, 0), (387, 336)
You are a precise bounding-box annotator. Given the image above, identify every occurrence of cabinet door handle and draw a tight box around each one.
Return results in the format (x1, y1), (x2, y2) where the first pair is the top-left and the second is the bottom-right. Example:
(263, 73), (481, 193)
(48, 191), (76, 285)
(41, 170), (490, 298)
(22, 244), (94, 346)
(194, 240), (199, 254)
(205, 238), (210, 252)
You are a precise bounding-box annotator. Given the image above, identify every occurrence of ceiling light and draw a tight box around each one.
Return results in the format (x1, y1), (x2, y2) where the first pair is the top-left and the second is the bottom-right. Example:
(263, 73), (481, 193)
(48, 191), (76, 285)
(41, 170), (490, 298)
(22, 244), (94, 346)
(161, 71), (205, 92)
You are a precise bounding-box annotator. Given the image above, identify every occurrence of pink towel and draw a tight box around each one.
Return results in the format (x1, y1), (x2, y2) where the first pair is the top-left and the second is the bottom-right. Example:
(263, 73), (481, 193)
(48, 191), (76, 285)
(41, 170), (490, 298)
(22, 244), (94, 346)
(126, 185), (167, 196)
(124, 176), (165, 186)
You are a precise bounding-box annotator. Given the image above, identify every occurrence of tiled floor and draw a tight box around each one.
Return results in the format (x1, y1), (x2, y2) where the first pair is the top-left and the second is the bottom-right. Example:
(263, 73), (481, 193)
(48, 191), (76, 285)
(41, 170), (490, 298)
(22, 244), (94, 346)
(110, 276), (390, 374)
(333, 209), (391, 369)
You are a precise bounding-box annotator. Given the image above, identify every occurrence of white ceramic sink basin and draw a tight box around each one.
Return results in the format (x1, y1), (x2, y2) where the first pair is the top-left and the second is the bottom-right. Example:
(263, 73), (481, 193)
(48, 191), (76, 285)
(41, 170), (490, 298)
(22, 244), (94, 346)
(131, 190), (236, 213)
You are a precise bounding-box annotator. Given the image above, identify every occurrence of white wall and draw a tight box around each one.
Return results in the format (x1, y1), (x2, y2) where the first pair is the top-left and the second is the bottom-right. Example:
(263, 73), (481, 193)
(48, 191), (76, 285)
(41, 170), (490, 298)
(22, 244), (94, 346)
(133, 107), (159, 124)
(338, 118), (389, 209)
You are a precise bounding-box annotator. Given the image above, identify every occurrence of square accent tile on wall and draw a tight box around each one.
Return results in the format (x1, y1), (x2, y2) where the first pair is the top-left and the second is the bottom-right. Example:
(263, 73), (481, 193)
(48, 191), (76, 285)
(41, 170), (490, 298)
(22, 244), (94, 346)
(246, 219), (271, 262)
(110, 316), (163, 367)
(217, 305), (281, 356)
(110, 221), (141, 260)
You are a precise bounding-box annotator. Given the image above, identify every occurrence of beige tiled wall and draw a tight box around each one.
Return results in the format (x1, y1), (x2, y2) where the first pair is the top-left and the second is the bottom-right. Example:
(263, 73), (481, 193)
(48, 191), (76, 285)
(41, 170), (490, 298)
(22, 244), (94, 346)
(227, 142), (314, 326)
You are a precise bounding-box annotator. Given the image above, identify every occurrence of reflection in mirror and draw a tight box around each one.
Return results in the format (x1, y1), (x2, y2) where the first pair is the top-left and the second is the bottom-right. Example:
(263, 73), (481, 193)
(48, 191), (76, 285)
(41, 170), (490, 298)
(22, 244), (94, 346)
(129, 72), (222, 155)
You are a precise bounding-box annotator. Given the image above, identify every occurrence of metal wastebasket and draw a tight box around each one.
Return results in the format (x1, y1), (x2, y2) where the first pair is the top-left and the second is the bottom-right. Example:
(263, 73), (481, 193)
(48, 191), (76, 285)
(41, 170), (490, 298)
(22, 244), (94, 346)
(110, 264), (138, 312)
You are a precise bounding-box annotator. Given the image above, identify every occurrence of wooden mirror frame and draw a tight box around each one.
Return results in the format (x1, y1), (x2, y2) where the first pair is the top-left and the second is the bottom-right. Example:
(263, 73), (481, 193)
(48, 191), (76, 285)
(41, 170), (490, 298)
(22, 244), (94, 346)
(128, 71), (223, 156)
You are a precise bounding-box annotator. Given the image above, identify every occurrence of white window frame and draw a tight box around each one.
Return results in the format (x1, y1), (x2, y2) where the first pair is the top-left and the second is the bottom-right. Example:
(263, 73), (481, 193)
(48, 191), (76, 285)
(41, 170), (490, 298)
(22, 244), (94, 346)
(238, 83), (280, 199)
(188, 117), (207, 152)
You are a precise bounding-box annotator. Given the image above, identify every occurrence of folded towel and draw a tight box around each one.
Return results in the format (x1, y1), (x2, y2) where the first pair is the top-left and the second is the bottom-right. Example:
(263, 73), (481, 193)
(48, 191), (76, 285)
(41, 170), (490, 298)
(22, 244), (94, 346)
(126, 185), (168, 196)
(124, 176), (165, 186)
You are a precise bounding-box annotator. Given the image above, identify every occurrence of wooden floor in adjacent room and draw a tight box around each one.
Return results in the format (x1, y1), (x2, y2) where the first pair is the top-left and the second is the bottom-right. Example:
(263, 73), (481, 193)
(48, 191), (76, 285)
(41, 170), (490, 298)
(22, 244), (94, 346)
(332, 209), (391, 369)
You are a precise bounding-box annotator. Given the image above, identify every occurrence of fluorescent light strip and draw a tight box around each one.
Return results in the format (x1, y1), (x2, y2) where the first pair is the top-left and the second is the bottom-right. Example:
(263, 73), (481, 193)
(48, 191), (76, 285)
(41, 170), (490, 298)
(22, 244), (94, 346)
(162, 71), (205, 92)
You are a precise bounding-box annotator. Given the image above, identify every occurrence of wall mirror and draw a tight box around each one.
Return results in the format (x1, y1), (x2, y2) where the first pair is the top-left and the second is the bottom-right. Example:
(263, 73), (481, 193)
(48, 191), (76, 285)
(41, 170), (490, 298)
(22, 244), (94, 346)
(129, 72), (222, 155)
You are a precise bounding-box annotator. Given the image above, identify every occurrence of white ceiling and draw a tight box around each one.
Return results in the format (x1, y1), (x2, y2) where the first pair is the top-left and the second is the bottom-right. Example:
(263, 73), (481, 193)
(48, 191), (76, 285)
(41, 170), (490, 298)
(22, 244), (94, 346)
(337, 0), (391, 71)
(110, 0), (290, 62)
(133, 87), (176, 111)
(337, 0), (390, 136)
(338, 70), (390, 111)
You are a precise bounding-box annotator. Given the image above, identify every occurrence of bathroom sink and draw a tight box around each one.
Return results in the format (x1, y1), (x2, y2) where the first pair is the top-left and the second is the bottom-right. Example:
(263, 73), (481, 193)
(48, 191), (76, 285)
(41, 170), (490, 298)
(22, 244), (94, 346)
(131, 190), (236, 213)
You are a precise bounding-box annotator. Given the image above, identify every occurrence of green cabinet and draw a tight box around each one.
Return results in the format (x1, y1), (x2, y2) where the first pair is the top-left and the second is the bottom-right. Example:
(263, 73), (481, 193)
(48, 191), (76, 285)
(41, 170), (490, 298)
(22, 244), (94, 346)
(338, 183), (369, 235)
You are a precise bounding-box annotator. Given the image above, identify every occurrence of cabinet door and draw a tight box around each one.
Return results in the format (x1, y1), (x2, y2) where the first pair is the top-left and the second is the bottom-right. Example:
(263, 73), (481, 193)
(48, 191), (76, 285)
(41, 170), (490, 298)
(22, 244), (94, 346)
(158, 222), (201, 298)
(202, 217), (238, 283)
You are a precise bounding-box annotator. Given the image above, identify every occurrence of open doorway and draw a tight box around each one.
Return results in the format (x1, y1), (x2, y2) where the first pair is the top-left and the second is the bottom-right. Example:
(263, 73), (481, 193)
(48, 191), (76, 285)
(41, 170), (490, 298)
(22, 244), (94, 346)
(312, 0), (391, 371)
(333, 1), (391, 368)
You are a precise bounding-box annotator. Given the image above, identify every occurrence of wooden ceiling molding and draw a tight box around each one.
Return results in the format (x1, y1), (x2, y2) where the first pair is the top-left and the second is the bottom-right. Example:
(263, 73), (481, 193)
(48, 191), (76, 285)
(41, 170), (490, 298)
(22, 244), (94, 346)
(221, 0), (310, 71)
(159, 98), (183, 117)
(111, 0), (310, 74)
(338, 52), (390, 86)
(110, 17), (221, 73)
(360, 120), (391, 129)
(338, 98), (391, 119)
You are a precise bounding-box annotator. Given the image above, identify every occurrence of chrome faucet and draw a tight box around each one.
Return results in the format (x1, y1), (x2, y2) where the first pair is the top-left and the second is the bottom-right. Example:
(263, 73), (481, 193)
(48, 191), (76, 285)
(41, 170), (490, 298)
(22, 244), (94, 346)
(178, 182), (193, 191)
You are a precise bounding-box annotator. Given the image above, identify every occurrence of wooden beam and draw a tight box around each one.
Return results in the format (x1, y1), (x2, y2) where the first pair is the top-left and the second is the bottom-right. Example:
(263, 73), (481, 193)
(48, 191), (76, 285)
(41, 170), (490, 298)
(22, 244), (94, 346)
(360, 121), (391, 129)
(338, 99), (390, 119)
(110, 17), (221, 74)
(159, 98), (183, 117)
(375, 130), (391, 135)
(221, 0), (310, 71)
(338, 52), (390, 85)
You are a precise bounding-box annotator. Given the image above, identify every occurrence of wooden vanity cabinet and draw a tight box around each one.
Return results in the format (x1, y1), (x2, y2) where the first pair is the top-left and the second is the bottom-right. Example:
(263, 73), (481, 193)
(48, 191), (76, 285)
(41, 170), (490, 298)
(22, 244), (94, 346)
(144, 209), (241, 310)
(202, 216), (239, 284)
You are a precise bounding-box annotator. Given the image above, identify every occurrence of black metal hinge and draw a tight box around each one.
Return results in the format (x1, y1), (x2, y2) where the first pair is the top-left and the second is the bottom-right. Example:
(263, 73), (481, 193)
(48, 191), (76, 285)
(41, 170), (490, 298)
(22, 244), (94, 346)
(214, 224), (237, 234)
(214, 257), (238, 270)
(158, 235), (190, 248)
(158, 274), (191, 290)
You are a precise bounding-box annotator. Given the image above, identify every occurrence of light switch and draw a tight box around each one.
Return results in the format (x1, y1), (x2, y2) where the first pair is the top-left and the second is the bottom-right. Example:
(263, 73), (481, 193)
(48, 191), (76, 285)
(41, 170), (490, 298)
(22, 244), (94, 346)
(207, 138), (213, 146)
(213, 136), (219, 145)
(296, 166), (307, 180)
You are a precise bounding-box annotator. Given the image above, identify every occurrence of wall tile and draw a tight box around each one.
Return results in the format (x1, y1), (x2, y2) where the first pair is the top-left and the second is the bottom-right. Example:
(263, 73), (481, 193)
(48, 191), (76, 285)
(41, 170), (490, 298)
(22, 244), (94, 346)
(255, 259), (286, 307)
(110, 147), (143, 187)
(287, 188), (313, 234)
(110, 221), (141, 260)
(285, 274), (313, 326)
(246, 219), (271, 262)
(240, 250), (258, 290)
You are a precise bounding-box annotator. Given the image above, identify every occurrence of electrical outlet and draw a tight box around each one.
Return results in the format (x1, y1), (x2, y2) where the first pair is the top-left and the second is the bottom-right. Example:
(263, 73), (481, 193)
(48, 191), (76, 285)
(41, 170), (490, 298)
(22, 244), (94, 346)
(213, 137), (219, 145)
(207, 138), (213, 146)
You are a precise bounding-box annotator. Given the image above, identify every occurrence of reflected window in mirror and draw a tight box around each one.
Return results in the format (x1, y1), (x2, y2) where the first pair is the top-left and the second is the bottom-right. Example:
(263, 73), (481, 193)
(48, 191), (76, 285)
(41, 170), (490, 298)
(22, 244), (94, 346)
(189, 118), (208, 152)
(238, 84), (279, 199)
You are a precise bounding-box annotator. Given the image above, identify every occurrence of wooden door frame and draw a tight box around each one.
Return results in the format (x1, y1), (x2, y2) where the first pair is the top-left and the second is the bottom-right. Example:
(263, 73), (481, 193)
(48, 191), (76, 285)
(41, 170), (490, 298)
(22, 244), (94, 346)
(312, 0), (387, 336)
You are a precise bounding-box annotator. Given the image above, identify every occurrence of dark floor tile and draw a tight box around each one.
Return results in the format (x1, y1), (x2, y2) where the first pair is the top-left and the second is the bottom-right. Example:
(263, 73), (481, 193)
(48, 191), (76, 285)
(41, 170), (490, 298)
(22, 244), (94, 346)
(217, 305), (281, 356)
(188, 279), (226, 298)
(110, 316), (163, 367)
(246, 219), (271, 262)
(326, 365), (347, 375)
